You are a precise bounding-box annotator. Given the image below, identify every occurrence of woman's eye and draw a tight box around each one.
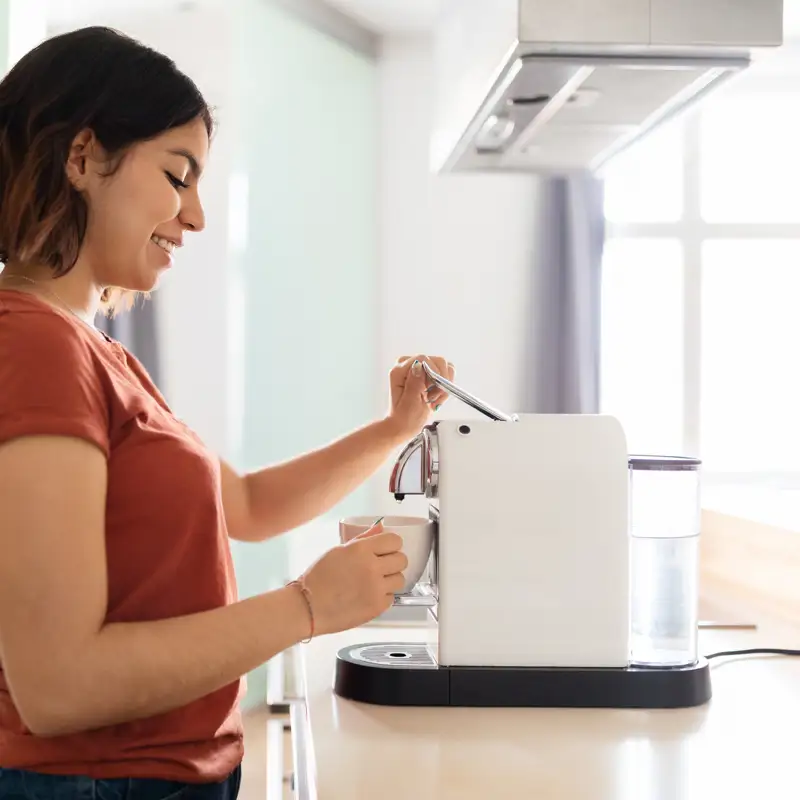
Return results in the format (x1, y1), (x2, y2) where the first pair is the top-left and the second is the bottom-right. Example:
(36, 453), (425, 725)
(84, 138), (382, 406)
(165, 171), (189, 190)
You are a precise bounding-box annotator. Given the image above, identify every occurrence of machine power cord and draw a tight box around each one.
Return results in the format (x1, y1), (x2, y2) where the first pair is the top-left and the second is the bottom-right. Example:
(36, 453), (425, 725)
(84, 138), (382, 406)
(704, 647), (800, 660)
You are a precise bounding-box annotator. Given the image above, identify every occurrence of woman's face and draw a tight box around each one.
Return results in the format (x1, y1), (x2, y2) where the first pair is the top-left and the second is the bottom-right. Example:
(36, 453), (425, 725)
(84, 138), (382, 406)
(67, 117), (209, 293)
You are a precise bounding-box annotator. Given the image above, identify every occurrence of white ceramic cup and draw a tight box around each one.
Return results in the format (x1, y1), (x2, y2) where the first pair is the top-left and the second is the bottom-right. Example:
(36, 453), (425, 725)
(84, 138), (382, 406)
(339, 515), (434, 594)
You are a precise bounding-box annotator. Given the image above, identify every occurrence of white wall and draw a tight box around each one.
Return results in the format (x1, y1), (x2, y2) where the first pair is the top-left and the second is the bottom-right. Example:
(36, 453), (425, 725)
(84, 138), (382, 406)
(0, 0), (46, 70)
(368, 34), (541, 515)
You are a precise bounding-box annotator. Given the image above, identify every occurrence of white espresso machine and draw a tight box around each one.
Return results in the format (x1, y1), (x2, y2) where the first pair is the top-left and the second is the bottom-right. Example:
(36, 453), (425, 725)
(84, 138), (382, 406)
(333, 365), (711, 708)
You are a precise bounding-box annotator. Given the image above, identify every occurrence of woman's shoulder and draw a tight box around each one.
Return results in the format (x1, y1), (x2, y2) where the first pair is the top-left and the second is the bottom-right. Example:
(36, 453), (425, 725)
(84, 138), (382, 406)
(0, 291), (112, 455)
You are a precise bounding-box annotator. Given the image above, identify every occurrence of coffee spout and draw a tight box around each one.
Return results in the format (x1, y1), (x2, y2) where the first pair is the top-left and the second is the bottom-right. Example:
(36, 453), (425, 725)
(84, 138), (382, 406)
(389, 432), (425, 498)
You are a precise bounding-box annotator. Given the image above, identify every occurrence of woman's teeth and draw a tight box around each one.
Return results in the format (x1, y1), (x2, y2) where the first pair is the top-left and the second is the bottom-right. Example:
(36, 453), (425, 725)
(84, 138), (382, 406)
(151, 235), (176, 254)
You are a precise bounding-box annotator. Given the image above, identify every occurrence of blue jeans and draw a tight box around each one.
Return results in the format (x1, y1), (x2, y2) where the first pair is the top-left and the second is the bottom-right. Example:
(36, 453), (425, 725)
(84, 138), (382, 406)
(0, 766), (241, 799)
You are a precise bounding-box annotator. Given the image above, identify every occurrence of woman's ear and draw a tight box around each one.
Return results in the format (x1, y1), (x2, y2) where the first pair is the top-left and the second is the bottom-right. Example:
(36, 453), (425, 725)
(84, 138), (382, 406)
(65, 128), (102, 189)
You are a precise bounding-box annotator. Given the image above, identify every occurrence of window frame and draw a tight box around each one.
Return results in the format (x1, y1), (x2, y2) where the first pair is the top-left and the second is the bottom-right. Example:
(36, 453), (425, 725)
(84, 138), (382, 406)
(603, 74), (800, 488)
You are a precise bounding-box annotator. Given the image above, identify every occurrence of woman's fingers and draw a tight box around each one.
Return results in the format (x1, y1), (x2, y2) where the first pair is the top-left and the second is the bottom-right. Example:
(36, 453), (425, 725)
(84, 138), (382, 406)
(391, 354), (455, 409)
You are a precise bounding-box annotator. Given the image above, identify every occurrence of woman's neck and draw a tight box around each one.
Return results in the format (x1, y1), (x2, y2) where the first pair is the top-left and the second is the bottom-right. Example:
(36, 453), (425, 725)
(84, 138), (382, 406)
(0, 262), (102, 324)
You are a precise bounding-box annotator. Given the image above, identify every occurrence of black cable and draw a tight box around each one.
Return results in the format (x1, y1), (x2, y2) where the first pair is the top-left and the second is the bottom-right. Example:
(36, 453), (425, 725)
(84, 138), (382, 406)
(705, 647), (800, 660)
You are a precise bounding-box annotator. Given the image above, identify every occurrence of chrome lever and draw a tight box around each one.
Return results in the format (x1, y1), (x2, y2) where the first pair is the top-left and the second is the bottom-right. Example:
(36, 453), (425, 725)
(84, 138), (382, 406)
(422, 362), (519, 422)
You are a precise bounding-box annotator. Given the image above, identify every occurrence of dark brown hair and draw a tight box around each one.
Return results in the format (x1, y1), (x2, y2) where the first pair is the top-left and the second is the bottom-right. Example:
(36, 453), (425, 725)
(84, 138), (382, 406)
(0, 26), (213, 296)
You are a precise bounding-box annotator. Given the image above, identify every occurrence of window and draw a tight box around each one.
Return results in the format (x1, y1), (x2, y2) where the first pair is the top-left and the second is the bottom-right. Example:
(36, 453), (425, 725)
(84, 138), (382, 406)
(702, 240), (800, 473)
(600, 72), (800, 486)
(603, 122), (684, 225)
(700, 89), (800, 224)
(600, 238), (684, 456)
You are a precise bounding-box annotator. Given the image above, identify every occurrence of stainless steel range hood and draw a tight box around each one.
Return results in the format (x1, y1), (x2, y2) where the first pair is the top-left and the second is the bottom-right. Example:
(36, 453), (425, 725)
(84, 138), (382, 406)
(432, 0), (784, 175)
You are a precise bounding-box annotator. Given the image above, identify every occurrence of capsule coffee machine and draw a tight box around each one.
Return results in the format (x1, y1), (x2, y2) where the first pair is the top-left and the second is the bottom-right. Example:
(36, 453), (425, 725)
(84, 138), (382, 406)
(333, 365), (711, 709)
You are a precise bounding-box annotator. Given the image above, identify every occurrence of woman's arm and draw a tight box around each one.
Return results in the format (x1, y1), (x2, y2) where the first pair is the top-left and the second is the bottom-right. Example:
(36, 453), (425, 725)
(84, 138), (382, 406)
(0, 435), (403, 737)
(0, 435), (313, 737)
(220, 417), (405, 542)
(221, 355), (454, 543)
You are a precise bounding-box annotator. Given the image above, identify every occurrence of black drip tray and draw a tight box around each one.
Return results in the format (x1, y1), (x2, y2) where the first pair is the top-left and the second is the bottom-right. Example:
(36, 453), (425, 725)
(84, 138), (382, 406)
(333, 643), (712, 709)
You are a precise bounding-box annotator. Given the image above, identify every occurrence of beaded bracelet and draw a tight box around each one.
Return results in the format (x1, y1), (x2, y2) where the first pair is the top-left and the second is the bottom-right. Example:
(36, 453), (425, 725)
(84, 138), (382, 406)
(288, 577), (314, 643)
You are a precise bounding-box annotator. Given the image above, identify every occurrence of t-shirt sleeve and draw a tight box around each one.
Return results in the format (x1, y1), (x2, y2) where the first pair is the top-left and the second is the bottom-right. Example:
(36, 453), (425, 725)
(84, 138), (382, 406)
(0, 311), (110, 456)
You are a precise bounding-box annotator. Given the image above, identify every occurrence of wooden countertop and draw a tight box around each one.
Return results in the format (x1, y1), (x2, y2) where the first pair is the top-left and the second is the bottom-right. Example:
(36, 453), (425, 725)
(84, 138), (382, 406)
(294, 617), (800, 799)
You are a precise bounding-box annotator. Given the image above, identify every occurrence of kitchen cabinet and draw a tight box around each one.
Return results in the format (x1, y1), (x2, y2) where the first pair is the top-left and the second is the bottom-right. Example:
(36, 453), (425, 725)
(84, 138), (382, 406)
(650, 0), (782, 46)
(265, 647), (307, 800)
(520, 0), (649, 44)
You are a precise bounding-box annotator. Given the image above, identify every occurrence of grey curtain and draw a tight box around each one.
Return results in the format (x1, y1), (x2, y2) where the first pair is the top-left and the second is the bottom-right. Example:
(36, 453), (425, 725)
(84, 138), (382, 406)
(522, 172), (606, 414)
(97, 295), (162, 389)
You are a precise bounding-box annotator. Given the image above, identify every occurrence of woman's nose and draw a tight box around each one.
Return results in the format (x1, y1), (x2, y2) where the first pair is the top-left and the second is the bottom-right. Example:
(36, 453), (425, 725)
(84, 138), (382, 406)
(180, 192), (206, 233)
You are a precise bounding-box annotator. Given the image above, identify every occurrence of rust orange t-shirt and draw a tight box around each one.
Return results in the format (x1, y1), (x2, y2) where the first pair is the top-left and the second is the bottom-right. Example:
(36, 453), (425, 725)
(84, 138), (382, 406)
(0, 291), (244, 783)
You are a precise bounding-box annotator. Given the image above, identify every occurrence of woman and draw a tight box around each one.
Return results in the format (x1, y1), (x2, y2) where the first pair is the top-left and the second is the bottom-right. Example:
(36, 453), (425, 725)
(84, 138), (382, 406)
(0, 26), (454, 800)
